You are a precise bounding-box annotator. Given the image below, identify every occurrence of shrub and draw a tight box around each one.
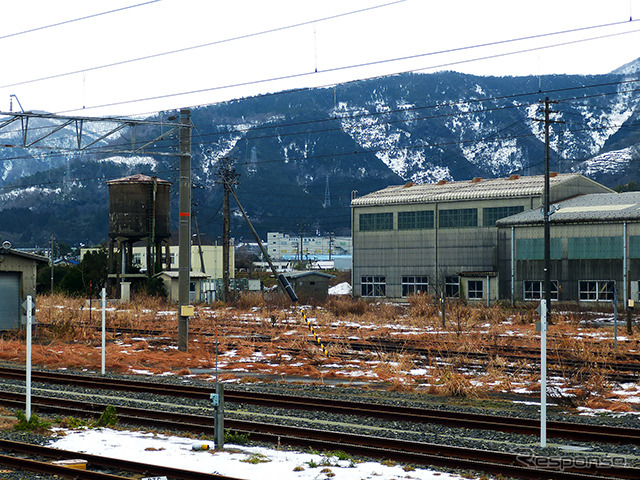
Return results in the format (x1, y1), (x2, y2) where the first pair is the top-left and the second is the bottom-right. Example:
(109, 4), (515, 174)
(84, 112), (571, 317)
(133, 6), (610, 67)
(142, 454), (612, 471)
(96, 405), (118, 427)
(14, 411), (51, 433)
(224, 430), (250, 445)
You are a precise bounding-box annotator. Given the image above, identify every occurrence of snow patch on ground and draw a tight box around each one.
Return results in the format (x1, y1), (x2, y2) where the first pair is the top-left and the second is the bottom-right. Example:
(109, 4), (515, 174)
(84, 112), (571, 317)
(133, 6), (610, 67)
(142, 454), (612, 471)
(50, 428), (465, 480)
(329, 282), (352, 295)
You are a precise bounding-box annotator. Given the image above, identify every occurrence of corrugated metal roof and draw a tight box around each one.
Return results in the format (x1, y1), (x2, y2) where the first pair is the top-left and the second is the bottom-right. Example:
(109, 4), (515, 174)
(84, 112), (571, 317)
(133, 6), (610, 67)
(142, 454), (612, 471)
(285, 270), (336, 279)
(3, 249), (49, 263)
(496, 192), (640, 226)
(351, 173), (586, 206)
(106, 174), (171, 185)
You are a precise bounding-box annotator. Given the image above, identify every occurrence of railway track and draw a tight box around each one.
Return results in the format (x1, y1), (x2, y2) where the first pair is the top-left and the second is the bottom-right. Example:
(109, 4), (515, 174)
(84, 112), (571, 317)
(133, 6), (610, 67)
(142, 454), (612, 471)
(0, 389), (637, 480)
(0, 438), (243, 480)
(0, 366), (639, 445)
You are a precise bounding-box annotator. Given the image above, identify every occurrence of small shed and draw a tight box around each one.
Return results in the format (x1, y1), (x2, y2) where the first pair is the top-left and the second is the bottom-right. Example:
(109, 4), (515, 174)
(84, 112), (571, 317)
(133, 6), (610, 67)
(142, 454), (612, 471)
(0, 246), (49, 330)
(155, 271), (209, 303)
(284, 271), (335, 301)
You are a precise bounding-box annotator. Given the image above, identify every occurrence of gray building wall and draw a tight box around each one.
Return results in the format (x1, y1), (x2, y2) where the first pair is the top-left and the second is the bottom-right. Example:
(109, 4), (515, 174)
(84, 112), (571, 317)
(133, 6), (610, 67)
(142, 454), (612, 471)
(285, 272), (333, 301)
(498, 221), (640, 304)
(353, 197), (536, 299)
(0, 250), (45, 330)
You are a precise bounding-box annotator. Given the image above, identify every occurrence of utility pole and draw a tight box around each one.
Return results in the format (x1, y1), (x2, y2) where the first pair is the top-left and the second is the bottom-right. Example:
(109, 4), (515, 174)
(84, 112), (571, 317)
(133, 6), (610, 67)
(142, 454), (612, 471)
(216, 157), (238, 302)
(193, 208), (206, 274)
(299, 226), (304, 267)
(178, 108), (191, 352)
(538, 97), (563, 314)
(50, 233), (55, 293)
(328, 233), (334, 261)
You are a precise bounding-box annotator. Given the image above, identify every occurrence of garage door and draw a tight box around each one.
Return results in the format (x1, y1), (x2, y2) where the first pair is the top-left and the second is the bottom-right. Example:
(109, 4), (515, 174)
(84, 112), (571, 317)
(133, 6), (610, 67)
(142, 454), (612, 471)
(0, 272), (21, 330)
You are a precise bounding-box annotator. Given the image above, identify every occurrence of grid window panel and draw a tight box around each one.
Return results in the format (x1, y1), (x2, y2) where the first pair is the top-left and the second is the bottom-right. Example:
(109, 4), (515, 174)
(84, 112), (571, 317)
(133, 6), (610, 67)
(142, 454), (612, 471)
(578, 280), (615, 301)
(439, 208), (478, 229)
(482, 206), (525, 227)
(360, 213), (393, 232)
(402, 276), (429, 296)
(598, 281), (615, 301)
(468, 280), (483, 299)
(523, 280), (559, 301)
(445, 276), (460, 298)
(398, 211), (434, 230)
(362, 276), (386, 297)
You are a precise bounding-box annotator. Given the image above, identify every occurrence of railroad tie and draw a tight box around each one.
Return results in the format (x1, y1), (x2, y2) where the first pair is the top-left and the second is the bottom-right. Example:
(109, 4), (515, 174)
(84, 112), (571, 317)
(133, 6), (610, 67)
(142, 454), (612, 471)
(300, 309), (329, 357)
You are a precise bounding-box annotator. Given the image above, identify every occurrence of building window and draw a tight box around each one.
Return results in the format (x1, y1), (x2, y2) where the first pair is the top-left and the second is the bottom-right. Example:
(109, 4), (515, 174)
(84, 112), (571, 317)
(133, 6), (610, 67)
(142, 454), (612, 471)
(468, 280), (483, 299)
(439, 208), (477, 229)
(482, 206), (525, 227)
(402, 276), (429, 296)
(360, 213), (393, 232)
(579, 280), (615, 301)
(362, 276), (386, 297)
(398, 211), (434, 230)
(445, 276), (460, 298)
(523, 280), (559, 301)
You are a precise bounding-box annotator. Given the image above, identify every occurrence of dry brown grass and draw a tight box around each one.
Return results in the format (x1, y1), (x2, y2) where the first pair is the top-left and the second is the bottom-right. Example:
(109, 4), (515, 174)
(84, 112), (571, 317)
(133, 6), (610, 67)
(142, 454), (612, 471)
(4, 293), (630, 412)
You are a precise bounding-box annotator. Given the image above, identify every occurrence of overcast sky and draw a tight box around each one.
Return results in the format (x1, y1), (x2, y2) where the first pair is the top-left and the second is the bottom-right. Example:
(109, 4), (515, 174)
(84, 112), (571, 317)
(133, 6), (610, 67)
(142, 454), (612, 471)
(2, 0), (640, 117)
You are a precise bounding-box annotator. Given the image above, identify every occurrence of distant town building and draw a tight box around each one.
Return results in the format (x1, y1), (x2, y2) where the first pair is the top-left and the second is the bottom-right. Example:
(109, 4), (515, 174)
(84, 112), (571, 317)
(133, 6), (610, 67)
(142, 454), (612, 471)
(267, 232), (351, 261)
(81, 244), (234, 281)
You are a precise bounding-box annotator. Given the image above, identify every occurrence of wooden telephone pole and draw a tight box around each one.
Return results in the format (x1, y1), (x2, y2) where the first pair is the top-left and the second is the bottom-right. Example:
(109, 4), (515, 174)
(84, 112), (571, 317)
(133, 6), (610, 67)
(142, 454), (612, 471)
(216, 157), (238, 302)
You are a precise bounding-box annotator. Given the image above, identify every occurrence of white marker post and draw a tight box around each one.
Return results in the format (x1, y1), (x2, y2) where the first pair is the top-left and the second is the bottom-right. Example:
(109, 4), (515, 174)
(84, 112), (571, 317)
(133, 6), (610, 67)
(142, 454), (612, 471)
(538, 299), (548, 448)
(101, 288), (106, 375)
(25, 295), (32, 421)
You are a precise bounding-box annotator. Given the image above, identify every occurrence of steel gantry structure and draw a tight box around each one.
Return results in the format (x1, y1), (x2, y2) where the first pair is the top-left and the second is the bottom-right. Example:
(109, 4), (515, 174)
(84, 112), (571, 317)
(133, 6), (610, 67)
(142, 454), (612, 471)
(0, 108), (193, 351)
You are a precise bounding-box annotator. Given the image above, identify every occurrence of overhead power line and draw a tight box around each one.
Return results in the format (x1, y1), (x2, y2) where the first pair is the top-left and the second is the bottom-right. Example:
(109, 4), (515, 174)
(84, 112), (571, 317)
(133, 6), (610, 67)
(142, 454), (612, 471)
(0, 1), (162, 41)
(55, 19), (640, 115)
(0, 0), (406, 91)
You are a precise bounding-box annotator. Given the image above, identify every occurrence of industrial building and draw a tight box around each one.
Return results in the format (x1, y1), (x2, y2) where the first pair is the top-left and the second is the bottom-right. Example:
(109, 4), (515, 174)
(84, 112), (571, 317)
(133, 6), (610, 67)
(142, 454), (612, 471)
(496, 191), (640, 304)
(350, 173), (612, 301)
(0, 244), (48, 330)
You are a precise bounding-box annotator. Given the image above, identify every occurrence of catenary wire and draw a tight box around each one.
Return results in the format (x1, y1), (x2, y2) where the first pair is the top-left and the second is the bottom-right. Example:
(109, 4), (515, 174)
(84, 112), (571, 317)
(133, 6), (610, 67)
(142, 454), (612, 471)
(0, 1), (161, 41)
(53, 22), (640, 115)
(0, 0), (406, 91)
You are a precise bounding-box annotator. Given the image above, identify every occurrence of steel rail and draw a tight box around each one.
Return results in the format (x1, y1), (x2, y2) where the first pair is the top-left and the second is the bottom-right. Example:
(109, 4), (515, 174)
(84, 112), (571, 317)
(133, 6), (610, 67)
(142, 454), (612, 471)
(0, 366), (639, 444)
(0, 452), (129, 479)
(0, 392), (636, 480)
(0, 439), (243, 480)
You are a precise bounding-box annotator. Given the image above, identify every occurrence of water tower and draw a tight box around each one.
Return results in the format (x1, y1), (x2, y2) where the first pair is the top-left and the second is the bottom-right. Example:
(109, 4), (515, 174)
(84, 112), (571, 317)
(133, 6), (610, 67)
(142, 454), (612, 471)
(106, 174), (172, 283)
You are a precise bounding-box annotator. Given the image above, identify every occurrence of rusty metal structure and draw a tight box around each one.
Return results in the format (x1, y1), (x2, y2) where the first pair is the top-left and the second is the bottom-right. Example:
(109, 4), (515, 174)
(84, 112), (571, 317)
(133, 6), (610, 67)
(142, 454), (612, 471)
(107, 174), (172, 280)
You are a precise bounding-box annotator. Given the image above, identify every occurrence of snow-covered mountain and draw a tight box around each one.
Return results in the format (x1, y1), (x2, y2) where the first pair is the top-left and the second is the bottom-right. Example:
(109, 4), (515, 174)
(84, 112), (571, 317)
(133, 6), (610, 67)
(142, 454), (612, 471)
(2, 60), (640, 246)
